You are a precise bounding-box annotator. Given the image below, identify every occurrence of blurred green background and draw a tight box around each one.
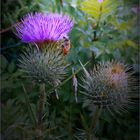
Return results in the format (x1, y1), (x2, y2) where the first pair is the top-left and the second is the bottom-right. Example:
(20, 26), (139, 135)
(1, 0), (139, 140)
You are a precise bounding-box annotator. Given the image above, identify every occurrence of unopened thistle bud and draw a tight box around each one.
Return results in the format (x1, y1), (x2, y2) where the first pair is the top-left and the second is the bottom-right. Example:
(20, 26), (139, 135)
(18, 42), (69, 86)
(80, 61), (137, 114)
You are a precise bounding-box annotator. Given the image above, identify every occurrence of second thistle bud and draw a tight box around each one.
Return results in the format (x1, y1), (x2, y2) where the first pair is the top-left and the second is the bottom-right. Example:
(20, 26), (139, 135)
(80, 61), (136, 114)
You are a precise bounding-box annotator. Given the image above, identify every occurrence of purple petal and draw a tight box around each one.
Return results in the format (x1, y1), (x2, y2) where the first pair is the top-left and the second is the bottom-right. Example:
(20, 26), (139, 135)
(98, 0), (104, 3)
(15, 12), (74, 44)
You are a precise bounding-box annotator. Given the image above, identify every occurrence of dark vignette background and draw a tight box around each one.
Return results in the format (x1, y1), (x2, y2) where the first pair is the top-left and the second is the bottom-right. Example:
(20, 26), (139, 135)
(0, 0), (139, 140)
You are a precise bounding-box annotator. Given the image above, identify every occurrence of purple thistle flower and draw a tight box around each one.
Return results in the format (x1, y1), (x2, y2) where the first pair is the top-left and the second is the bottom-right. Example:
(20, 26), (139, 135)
(98, 0), (104, 3)
(131, 6), (139, 14)
(15, 12), (74, 44)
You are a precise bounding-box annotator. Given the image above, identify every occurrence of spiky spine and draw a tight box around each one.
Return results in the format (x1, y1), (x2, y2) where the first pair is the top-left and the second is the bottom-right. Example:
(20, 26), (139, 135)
(18, 42), (68, 86)
(80, 61), (137, 115)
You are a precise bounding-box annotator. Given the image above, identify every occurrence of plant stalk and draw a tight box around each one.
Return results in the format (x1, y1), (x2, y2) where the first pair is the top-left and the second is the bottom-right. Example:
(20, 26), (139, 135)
(87, 106), (102, 140)
(38, 83), (46, 130)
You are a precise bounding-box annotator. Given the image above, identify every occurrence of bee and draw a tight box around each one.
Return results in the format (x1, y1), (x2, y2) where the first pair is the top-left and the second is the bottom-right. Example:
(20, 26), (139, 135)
(61, 36), (71, 55)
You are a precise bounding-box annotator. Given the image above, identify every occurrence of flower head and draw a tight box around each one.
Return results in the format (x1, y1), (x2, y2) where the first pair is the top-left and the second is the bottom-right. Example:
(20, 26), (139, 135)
(131, 6), (139, 14)
(98, 0), (104, 3)
(15, 12), (74, 44)
(18, 42), (69, 86)
(80, 61), (137, 115)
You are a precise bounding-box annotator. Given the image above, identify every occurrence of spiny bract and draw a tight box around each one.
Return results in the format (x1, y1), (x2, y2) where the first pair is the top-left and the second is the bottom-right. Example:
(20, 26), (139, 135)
(18, 42), (69, 86)
(80, 61), (137, 115)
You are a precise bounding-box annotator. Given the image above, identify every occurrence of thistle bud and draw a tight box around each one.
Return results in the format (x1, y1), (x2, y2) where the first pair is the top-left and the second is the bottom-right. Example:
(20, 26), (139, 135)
(80, 61), (137, 114)
(18, 42), (69, 86)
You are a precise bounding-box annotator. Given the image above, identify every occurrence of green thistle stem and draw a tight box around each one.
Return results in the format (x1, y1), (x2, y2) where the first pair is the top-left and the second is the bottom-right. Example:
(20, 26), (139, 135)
(96, 5), (102, 29)
(60, 0), (63, 7)
(22, 83), (37, 126)
(38, 83), (46, 130)
(88, 107), (102, 140)
(93, 5), (102, 41)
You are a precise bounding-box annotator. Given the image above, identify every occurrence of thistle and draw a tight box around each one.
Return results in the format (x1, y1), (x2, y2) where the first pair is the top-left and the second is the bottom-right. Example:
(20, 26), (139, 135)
(80, 61), (137, 115)
(15, 12), (74, 45)
(18, 42), (68, 86)
(15, 12), (73, 133)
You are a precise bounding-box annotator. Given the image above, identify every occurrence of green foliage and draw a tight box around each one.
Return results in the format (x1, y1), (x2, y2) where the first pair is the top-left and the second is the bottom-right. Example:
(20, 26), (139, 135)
(1, 0), (39, 28)
(80, 0), (118, 21)
(1, 0), (139, 140)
